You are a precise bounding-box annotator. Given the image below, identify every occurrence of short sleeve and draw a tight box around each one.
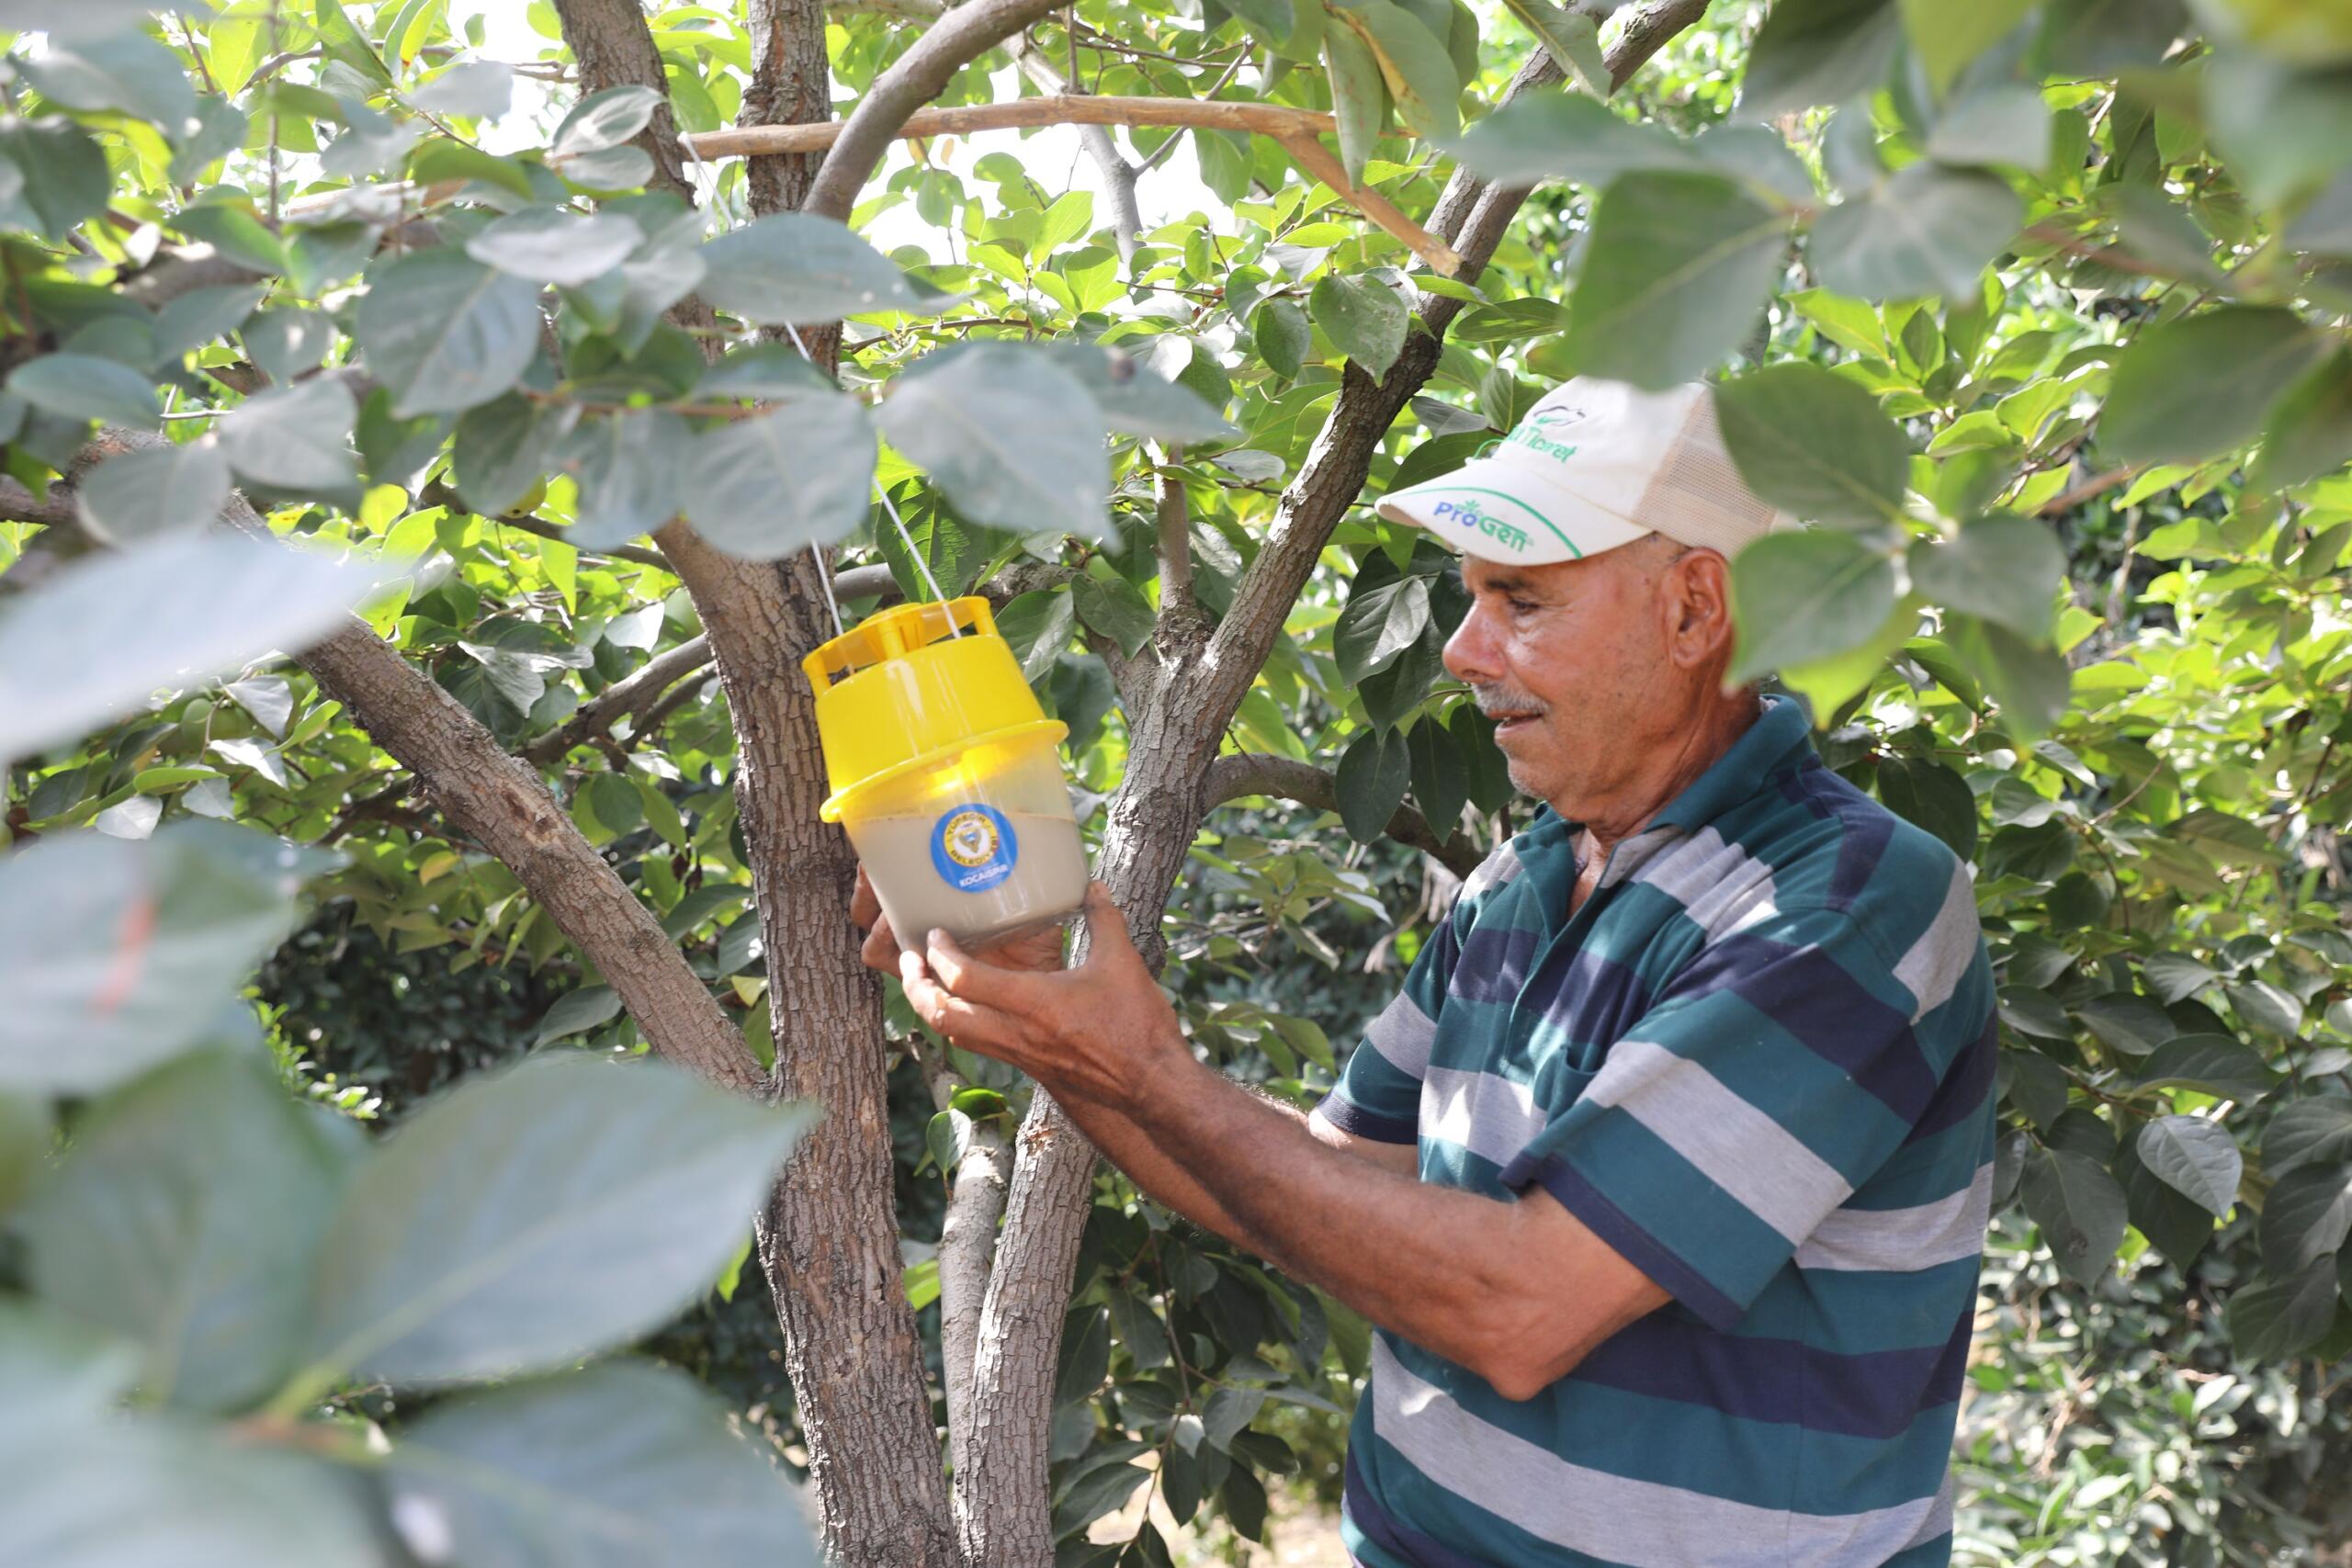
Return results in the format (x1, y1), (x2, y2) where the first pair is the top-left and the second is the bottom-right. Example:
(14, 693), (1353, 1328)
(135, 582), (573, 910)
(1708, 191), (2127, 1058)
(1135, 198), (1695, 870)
(1499, 904), (1971, 1329)
(1315, 918), (1457, 1145)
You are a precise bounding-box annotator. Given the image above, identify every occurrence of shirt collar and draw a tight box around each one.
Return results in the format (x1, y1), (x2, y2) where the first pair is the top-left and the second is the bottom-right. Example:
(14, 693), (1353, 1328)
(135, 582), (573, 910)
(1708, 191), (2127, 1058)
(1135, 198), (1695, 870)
(1646, 694), (1814, 835)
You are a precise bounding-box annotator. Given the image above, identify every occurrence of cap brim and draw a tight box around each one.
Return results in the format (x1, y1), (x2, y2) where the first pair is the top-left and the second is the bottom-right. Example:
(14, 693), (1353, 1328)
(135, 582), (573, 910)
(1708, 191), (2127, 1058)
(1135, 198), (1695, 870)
(1375, 457), (1652, 565)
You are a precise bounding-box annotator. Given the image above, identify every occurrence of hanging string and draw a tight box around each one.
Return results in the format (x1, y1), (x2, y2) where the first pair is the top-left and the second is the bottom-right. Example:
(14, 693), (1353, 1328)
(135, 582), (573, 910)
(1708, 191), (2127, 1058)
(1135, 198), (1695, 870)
(776, 319), (962, 638)
(679, 135), (959, 641)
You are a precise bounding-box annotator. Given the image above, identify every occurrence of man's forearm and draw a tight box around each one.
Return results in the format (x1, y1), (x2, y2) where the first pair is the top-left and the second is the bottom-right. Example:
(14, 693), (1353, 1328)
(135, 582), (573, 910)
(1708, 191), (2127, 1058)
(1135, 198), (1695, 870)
(1097, 1052), (1525, 1375)
(1052, 1084), (1299, 1255)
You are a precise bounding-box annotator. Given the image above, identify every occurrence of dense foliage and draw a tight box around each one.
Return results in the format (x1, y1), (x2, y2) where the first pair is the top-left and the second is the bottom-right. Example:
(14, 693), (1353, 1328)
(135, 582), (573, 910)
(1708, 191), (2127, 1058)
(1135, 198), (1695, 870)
(5, 0), (2352, 1562)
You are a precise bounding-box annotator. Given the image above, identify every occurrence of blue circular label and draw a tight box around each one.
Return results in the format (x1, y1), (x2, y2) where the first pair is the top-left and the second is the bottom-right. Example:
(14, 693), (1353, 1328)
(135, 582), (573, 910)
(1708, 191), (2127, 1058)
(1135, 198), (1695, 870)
(931, 803), (1020, 894)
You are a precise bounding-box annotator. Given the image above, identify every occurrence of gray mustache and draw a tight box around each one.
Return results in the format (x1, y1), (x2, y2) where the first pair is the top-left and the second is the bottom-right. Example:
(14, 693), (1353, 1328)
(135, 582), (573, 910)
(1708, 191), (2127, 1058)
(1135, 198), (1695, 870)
(1472, 689), (1547, 720)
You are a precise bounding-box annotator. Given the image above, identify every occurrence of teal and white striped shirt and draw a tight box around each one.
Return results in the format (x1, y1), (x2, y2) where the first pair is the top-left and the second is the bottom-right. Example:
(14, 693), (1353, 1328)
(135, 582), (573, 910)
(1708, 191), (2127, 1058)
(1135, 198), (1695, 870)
(1319, 698), (1997, 1567)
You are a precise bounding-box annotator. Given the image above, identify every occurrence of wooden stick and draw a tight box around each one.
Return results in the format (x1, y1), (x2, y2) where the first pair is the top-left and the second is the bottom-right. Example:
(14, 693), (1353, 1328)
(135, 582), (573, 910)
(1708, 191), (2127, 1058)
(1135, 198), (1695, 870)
(1273, 130), (1464, 276)
(682, 95), (1335, 155)
(684, 96), (1466, 276)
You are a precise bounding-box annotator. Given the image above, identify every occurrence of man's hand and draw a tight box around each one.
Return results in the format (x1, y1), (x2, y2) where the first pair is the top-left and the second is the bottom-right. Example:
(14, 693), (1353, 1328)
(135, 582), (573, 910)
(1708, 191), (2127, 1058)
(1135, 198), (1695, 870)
(872, 879), (1192, 1112)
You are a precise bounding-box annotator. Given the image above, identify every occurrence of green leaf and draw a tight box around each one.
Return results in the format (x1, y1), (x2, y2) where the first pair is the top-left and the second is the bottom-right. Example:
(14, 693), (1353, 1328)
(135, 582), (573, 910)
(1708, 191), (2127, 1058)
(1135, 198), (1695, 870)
(1925, 85), (2052, 172)
(1036, 344), (1238, 443)
(2100, 306), (2326, 464)
(2259, 1164), (2352, 1274)
(1874, 755), (1977, 859)
(1253, 299), (1311, 379)
(0, 824), (315, 1095)
(1727, 530), (1898, 683)
(1333, 573), (1432, 683)
(74, 437), (232, 545)
(1071, 563), (1159, 659)
(1809, 164), (2023, 302)
(681, 400), (876, 562)
(218, 378), (359, 497)
(355, 248), (545, 418)
(2225, 1256), (2341, 1360)
(453, 393), (576, 517)
(1322, 28), (1386, 186)
(2253, 350), (2352, 491)
(876, 344), (1110, 543)
(558, 409), (689, 547)
(466, 206), (645, 288)
(1740, 0), (1905, 121)
(995, 589), (1080, 682)
(698, 212), (938, 325)
(1335, 727), (1411, 842)
(1309, 274), (1408, 382)
(582, 772), (644, 841)
(303, 1054), (812, 1387)
(1944, 614), (2070, 739)
(0, 534), (367, 764)
(1, 1393), (384, 1568)
(1498, 0), (1609, 93)
(1564, 171), (1786, 389)
(2133, 1034), (2279, 1103)
(1714, 363), (1909, 525)
(1898, 0), (2035, 95)
(21, 1050), (350, 1413)
(1907, 513), (2065, 637)
(6, 353), (161, 429)
(1451, 297), (1575, 344)
(223, 676), (293, 739)
(0, 118), (110, 237)
(384, 1362), (821, 1568)
(2019, 1145), (2129, 1285)
(411, 59), (515, 118)
(411, 136), (538, 200)
(20, 31), (198, 130)
(925, 1108), (972, 1174)
(1054, 1462), (1150, 1539)
(2266, 1100), (2352, 1179)
(551, 84), (663, 156)
(2134, 1114), (2242, 1218)
(175, 202), (289, 275)
(1408, 717), (1468, 840)
(1443, 94), (1693, 187)
(1328, 0), (1460, 141)
(242, 308), (334, 388)
(153, 284), (267, 364)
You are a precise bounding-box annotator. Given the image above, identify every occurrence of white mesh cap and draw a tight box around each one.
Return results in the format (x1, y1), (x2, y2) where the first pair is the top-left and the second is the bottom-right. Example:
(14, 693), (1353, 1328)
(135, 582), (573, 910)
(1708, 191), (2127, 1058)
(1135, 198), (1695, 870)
(1375, 378), (1792, 565)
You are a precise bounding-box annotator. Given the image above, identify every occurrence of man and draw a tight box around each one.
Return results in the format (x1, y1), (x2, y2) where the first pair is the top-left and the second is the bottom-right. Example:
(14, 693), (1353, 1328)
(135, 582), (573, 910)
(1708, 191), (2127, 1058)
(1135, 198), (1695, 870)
(858, 378), (1998, 1567)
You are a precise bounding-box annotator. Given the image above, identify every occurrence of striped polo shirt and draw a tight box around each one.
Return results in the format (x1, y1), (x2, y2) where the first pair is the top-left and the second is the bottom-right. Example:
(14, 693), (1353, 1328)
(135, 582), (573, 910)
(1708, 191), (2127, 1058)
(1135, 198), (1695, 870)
(1317, 696), (1997, 1568)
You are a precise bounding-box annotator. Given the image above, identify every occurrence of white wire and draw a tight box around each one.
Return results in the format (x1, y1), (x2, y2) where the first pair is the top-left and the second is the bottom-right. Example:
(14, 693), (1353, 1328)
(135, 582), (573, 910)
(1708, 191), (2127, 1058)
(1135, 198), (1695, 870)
(776, 320), (962, 637)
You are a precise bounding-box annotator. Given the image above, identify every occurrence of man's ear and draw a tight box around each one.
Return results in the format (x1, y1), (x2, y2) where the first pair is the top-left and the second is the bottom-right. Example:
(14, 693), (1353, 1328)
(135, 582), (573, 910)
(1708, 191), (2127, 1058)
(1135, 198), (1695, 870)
(1665, 549), (1735, 670)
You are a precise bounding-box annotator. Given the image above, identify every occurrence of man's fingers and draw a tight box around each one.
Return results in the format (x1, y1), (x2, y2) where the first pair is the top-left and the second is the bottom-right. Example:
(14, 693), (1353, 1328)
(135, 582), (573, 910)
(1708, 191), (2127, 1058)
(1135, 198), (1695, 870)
(899, 944), (1019, 1052)
(1080, 883), (1136, 960)
(850, 865), (880, 931)
(925, 927), (1064, 1016)
(860, 911), (901, 976)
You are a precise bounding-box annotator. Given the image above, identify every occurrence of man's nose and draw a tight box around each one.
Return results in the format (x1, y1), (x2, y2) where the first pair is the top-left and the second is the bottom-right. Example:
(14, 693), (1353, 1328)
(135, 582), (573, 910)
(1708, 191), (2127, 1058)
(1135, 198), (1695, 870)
(1443, 602), (1501, 686)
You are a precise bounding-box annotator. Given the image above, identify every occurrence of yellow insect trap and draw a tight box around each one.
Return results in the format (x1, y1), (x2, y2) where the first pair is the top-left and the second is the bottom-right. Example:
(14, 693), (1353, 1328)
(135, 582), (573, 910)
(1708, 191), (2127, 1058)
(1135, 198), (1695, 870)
(806, 596), (1088, 948)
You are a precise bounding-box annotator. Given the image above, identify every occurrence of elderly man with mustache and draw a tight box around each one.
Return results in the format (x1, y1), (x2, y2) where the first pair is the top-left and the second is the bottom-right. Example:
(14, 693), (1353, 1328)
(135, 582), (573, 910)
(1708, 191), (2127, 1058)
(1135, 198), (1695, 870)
(855, 378), (1999, 1568)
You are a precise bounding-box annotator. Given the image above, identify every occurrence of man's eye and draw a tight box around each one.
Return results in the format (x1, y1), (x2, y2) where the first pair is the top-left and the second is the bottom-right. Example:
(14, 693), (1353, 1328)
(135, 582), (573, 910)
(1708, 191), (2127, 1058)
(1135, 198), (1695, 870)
(1509, 597), (1540, 614)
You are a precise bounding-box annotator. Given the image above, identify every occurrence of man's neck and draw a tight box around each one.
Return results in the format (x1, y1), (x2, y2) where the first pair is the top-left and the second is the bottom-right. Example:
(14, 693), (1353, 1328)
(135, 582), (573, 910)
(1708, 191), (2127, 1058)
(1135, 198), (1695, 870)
(1565, 693), (1765, 873)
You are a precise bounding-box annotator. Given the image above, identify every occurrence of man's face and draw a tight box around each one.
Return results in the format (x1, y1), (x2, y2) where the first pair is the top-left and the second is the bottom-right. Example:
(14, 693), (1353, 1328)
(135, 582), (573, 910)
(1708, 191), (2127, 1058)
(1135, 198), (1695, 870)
(1440, 539), (1694, 815)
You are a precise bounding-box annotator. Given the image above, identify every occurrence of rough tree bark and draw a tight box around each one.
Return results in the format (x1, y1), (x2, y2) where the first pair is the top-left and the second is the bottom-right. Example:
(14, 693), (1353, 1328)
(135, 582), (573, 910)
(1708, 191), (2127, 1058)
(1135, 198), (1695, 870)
(556, 2), (962, 1561)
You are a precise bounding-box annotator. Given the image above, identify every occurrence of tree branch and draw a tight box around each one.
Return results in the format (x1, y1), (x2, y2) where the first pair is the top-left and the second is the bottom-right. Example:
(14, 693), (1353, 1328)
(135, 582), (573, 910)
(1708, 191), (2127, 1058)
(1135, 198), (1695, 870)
(6, 432), (769, 1096)
(524, 635), (713, 765)
(1154, 448), (1193, 618)
(551, 0), (702, 204)
(938, 1122), (1013, 1477)
(1204, 752), (1481, 876)
(800, 13), (1173, 220)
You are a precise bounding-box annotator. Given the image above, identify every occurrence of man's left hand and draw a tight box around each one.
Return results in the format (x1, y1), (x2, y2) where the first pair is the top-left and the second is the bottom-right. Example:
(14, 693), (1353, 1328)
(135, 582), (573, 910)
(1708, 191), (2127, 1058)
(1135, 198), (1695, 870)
(896, 883), (1191, 1111)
